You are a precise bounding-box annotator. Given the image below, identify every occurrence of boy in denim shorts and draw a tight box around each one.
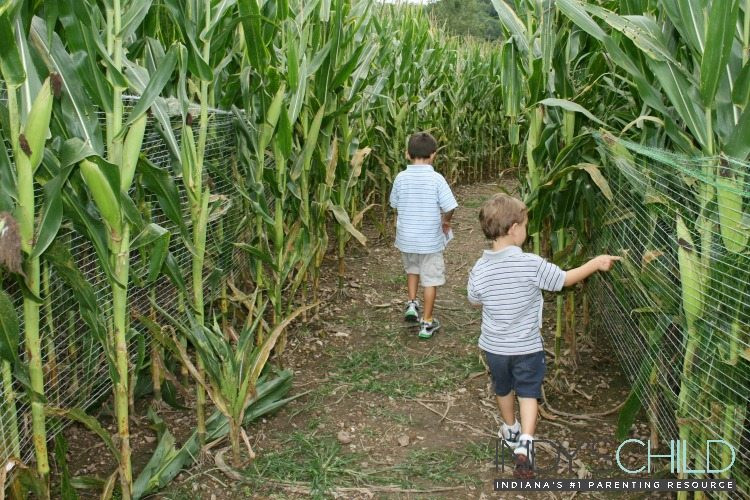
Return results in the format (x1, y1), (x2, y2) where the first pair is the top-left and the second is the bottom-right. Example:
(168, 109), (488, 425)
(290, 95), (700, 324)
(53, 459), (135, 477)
(389, 132), (458, 339)
(467, 194), (620, 477)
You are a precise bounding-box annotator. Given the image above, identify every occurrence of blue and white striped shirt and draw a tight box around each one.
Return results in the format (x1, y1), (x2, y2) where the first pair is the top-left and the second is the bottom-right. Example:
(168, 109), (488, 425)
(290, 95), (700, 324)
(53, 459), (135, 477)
(467, 246), (566, 355)
(389, 165), (458, 254)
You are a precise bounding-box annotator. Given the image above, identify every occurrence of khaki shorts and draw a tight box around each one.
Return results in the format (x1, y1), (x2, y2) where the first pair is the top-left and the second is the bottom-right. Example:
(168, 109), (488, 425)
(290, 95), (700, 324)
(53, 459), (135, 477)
(401, 252), (445, 287)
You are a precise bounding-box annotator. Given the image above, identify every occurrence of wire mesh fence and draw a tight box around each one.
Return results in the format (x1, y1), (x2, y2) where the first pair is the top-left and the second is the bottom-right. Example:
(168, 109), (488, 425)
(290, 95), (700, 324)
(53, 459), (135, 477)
(593, 136), (749, 497)
(0, 96), (238, 470)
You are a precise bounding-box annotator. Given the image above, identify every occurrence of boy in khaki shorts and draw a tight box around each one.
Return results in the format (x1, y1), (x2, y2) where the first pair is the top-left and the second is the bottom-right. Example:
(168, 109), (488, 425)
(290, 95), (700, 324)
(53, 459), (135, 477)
(389, 132), (458, 339)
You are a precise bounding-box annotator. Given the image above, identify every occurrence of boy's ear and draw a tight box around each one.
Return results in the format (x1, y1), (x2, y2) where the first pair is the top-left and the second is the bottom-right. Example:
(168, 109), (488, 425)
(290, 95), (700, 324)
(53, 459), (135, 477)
(429, 152), (437, 162)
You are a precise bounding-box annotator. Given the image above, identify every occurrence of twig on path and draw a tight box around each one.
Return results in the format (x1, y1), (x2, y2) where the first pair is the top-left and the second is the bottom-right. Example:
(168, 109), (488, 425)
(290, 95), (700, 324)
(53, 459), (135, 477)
(538, 406), (588, 427)
(406, 398), (494, 437)
(438, 398), (454, 425)
(572, 387), (593, 401)
(467, 370), (487, 380)
(542, 387), (624, 420)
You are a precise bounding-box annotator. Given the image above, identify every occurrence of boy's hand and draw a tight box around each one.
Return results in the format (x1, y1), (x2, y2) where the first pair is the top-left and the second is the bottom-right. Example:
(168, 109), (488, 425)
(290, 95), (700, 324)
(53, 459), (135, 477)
(591, 255), (621, 272)
(442, 221), (451, 234)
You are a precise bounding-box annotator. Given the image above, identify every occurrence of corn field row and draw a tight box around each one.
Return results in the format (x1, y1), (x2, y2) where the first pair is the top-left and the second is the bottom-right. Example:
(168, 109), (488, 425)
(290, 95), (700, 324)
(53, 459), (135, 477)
(0, 1), (509, 498)
(0, 0), (749, 498)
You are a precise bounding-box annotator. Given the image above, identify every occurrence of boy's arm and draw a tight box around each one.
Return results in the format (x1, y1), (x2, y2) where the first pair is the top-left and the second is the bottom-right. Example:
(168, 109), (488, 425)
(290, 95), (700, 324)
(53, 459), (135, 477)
(467, 268), (482, 306)
(442, 209), (454, 234)
(563, 255), (621, 287)
(389, 176), (400, 209)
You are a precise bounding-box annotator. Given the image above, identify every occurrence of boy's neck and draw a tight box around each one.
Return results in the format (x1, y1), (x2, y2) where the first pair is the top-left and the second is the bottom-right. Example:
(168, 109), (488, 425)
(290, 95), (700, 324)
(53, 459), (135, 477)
(409, 159), (432, 166)
(491, 237), (517, 252)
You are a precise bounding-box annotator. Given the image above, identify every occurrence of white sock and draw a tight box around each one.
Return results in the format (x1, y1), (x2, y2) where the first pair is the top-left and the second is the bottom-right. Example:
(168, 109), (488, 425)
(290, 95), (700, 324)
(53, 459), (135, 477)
(514, 434), (534, 455)
(502, 420), (520, 433)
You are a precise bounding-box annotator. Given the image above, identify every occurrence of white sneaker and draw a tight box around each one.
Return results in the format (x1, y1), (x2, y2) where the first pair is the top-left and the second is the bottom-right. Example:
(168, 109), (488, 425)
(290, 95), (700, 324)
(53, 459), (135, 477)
(404, 300), (420, 322)
(499, 421), (521, 449)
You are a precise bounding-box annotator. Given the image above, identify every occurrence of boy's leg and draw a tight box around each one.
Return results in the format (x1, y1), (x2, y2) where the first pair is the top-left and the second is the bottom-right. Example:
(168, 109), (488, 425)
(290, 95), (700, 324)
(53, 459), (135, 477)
(422, 286), (435, 321)
(518, 397), (538, 437)
(407, 274), (419, 301)
(420, 252), (444, 323)
(511, 351), (545, 478)
(495, 393), (516, 425)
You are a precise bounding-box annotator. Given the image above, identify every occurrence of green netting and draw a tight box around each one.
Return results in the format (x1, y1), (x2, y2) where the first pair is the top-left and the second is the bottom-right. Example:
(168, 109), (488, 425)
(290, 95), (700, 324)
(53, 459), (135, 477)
(0, 96), (239, 471)
(592, 133), (749, 497)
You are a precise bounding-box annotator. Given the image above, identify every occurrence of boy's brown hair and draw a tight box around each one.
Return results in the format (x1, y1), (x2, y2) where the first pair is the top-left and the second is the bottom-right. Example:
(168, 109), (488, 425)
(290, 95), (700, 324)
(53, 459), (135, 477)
(407, 132), (438, 160)
(479, 193), (527, 240)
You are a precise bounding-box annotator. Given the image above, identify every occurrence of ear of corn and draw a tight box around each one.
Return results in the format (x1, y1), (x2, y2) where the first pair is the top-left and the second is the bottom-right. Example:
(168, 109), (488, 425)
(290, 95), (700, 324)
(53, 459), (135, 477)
(716, 170), (748, 253)
(79, 159), (123, 236)
(20, 78), (53, 173)
(121, 113), (148, 193)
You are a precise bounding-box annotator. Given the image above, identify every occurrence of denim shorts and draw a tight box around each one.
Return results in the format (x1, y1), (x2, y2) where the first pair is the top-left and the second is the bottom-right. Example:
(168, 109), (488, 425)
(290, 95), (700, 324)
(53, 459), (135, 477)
(484, 350), (546, 399)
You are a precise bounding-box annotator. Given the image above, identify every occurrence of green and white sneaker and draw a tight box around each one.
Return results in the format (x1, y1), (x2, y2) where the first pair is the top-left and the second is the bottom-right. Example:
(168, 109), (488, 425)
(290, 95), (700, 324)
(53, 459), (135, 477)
(418, 318), (440, 339)
(404, 300), (420, 322)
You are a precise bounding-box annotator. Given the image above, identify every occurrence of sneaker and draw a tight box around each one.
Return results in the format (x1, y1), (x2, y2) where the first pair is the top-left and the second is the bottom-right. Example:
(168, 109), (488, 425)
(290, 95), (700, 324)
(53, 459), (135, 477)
(404, 300), (420, 322)
(499, 422), (521, 450)
(418, 318), (440, 339)
(513, 438), (535, 479)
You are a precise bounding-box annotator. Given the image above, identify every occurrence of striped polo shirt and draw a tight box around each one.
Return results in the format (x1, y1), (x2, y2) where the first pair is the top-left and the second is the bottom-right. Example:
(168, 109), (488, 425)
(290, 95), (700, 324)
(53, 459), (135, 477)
(389, 165), (458, 254)
(467, 246), (566, 355)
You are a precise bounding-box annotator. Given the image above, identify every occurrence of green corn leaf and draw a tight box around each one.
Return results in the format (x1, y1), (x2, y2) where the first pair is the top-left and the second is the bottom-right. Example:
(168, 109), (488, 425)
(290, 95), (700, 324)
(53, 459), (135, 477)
(118, 0), (153, 41)
(234, 243), (278, 271)
(0, 289), (19, 365)
(700, 0), (739, 104)
(238, 0), (268, 71)
(45, 407), (120, 463)
(43, 241), (99, 314)
(661, 0), (705, 56)
(539, 98), (607, 127)
(557, 0), (606, 41)
(616, 387), (644, 441)
(137, 157), (190, 242)
(31, 162), (75, 259)
(723, 105), (750, 160)
(0, 13), (26, 86)
(132, 410), (177, 499)
(288, 57), (308, 124)
(331, 44), (365, 90)
(54, 434), (79, 500)
(29, 16), (103, 154)
(649, 60), (708, 149)
(329, 203), (366, 246)
(490, 0), (530, 56)
(201, 0), (237, 42)
(162, 253), (187, 298)
(121, 44), (179, 132)
(732, 60), (750, 107)
(187, 36), (213, 81)
(286, 31), (299, 89)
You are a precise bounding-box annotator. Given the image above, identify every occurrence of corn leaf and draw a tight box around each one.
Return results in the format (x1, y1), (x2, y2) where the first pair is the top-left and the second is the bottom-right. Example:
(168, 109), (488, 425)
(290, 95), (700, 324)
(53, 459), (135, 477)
(0, 13), (25, 86)
(121, 44), (178, 130)
(0, 289), (19, 365)
(539, 98), (607, 127)
(29, 16), (103, 154)
(489, 0), (529, 56)
(329, 203), (366, 246)
(700, 0), (739, 104)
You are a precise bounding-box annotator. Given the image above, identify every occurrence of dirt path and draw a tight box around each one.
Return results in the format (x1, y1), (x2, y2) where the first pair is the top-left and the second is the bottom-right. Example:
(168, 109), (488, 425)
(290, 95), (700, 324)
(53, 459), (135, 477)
(164, 182), (664, 499)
